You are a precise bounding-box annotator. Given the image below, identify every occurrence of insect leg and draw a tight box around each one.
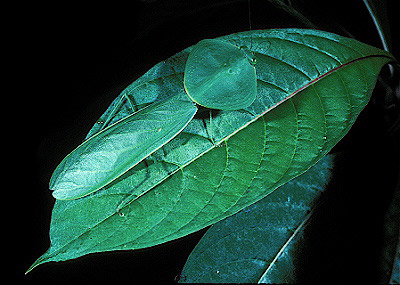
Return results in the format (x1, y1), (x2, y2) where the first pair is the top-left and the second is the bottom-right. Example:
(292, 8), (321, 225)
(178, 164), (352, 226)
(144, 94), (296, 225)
(99, 94), (128, 132)
(115, 158), (184, 213)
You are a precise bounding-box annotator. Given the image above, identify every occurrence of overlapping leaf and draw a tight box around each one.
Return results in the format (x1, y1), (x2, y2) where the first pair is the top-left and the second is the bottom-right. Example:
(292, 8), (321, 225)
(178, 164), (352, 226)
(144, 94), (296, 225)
(28, 29), (394, 272)
(180, 154), (334, 283)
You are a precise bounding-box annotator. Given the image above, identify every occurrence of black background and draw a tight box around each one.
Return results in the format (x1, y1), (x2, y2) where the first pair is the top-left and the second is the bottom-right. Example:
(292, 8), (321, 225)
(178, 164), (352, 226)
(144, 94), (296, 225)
(17, 0), (399, 283)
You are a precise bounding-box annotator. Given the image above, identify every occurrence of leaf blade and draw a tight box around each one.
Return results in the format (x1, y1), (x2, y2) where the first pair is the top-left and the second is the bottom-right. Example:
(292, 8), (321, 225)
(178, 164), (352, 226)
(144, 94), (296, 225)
(30, 29), (395, 271)
(179, 155), (334, 283)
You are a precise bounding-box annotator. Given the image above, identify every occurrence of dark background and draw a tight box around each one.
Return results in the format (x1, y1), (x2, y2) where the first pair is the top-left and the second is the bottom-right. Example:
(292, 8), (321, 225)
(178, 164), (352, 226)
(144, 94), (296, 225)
(18, 0), (399, 282)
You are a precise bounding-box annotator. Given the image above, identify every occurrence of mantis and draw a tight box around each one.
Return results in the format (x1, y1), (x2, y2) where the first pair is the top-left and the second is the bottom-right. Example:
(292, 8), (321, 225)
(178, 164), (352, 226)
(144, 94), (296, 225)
(50, 39), (258, 200)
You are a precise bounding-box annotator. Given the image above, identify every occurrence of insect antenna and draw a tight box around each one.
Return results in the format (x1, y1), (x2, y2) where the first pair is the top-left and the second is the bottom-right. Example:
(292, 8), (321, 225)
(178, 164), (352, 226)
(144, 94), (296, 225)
(247, 0), (253, 50)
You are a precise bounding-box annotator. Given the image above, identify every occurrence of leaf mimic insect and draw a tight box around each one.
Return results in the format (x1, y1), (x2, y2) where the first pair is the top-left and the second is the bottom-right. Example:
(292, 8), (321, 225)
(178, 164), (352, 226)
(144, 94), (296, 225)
(50, 94), (197, 200)
(50, 39), (257, 200)
(184, 39), (257, 110)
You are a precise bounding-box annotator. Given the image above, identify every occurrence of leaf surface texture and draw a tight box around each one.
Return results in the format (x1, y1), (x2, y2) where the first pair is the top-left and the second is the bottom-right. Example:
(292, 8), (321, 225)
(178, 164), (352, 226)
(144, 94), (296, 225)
(180, 155), (334, 283)
(29, 29), (394, 271)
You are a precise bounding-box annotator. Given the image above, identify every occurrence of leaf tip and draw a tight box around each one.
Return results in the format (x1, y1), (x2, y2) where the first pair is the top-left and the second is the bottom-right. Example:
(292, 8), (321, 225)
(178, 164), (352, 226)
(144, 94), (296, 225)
(25, 260), (40, 275)
(25, 251), (51, 275)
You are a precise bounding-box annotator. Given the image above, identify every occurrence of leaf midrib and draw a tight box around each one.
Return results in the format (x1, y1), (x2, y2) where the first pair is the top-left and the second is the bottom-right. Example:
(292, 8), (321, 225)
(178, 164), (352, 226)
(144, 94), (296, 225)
(256, 205), (315, 283)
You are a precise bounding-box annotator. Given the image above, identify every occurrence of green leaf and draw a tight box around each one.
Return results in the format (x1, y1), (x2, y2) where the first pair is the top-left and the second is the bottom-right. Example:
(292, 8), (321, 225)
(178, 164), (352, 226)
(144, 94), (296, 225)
(28, 28), (395, 272)
(179, 154), (334, 283)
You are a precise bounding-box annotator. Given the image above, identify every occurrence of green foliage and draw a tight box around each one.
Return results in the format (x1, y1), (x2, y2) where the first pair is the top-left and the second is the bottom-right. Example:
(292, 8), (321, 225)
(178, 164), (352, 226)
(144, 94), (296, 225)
(28, 28), (394, 273)
(180, 155), (334, 283)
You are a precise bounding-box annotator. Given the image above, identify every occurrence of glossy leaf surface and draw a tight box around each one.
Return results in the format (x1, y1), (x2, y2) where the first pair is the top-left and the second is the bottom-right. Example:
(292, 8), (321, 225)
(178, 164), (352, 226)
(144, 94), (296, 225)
(180, 155), (334, 283)
(28, 29), (394, 272)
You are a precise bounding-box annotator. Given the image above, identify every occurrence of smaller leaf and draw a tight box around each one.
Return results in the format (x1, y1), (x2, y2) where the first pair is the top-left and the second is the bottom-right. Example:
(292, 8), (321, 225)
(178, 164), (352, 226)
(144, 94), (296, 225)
(180, 155), (334, 283)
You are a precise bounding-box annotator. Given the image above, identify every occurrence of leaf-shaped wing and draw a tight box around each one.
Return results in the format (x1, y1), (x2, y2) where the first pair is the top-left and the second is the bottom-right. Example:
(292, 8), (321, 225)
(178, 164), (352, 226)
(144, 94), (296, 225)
(50, 92), (197, 200)
(184, 39), (257, 110)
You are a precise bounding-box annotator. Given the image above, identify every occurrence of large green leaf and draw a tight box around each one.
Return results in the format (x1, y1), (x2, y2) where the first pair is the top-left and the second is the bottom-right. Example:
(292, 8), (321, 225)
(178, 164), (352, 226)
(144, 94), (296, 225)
(28, 29), (394, 272)
(179, 154), (334, 283)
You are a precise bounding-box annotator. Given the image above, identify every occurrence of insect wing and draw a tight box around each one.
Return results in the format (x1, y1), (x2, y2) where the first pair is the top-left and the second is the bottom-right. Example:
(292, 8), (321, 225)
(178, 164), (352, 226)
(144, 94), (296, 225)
(184, 39), (257, 110)
(50, 92), (197, 200)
